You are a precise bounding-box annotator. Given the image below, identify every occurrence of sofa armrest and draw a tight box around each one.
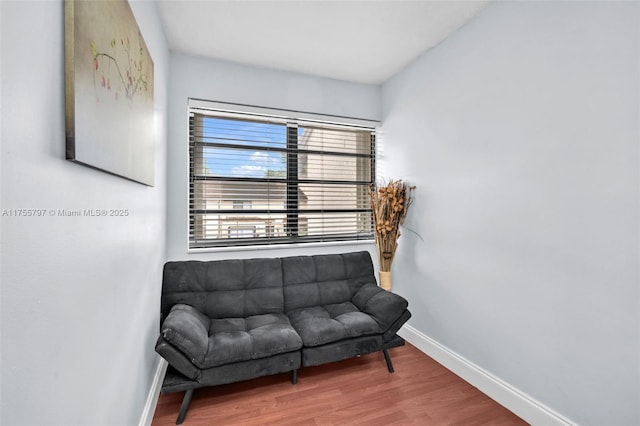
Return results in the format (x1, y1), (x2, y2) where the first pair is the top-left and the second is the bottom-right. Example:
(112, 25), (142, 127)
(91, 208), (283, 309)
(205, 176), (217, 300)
(160, 304), (210, 365)
(352, 283), (409, 332)
(155, 337), (201, 380)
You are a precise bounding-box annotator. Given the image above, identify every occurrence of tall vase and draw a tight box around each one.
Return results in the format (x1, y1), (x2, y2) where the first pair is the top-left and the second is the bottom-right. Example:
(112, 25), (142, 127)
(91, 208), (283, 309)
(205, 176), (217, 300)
(379, 270), (392, 291)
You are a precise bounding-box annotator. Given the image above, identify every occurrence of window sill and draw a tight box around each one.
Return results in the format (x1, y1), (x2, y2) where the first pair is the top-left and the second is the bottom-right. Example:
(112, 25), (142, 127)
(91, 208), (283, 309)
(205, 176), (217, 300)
(187, 239), (375, 255)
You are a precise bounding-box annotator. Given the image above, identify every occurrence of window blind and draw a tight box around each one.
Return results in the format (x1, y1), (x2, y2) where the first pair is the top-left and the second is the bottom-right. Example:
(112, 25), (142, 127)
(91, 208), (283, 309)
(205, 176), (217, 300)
(188, 102), (376, 249)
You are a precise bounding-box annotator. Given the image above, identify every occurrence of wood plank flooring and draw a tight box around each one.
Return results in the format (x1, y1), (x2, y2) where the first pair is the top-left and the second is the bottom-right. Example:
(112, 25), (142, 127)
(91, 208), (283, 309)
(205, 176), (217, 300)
(152, 343), (528, 425)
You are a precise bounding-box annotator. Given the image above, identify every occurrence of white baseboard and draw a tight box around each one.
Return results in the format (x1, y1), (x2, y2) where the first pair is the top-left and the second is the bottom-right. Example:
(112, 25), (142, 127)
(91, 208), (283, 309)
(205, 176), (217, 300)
(139, 357), (168, 426)
(398, 324), (575, 426)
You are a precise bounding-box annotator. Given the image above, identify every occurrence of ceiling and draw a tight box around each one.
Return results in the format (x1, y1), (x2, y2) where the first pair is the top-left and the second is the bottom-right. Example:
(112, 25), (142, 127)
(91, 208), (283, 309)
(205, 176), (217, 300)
(156, 0), (491, 85)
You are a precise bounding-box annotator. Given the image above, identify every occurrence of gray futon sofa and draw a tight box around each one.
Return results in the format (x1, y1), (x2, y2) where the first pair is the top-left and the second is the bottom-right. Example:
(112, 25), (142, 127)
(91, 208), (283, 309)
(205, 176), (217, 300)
(155, 251), (411, 424)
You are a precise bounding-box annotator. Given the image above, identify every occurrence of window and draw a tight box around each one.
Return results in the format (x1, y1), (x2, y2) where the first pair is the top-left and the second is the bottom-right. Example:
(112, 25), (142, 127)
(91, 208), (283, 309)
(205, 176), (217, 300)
(188, 100), (377, 249)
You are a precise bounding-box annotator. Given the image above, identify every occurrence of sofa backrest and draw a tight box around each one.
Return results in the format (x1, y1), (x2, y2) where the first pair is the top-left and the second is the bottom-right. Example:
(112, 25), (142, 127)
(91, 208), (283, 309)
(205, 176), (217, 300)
(282, 251), (376, 313)
(161, 251), (377, 321)
(161, 257), (284, 321)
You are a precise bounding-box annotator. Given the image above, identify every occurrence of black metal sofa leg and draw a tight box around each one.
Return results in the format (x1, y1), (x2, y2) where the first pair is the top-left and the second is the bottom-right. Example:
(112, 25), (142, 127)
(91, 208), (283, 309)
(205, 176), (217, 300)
(176, 389), (194, 425)
(291, 369), (298, 384)
(383, 349), (395, 373)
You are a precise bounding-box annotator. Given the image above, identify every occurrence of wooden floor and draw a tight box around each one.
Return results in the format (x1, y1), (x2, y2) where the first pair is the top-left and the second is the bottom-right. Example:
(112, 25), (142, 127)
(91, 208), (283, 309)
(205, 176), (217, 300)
(152, 343), (528, 425)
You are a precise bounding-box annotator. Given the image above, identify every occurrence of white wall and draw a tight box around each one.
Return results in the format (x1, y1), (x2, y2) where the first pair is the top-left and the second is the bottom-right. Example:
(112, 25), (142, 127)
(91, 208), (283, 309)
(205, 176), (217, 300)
(166, 53), (380, 261)
(382, 1), (639, 425)
(0, 1), (169, 424)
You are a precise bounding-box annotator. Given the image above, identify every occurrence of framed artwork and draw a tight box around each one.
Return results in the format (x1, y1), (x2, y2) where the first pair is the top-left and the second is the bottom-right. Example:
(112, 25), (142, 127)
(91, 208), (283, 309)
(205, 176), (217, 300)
(65, 0), (154, 186)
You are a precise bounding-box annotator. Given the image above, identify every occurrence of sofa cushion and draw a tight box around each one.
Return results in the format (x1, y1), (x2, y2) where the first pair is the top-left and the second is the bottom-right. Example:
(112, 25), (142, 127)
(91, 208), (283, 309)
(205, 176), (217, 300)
(201, 313), (303, 369)
(288, 302), (382, 347)
(161, 305), (302, 370)
(282, 252), (376, 312)
(161, 258), (285, 320)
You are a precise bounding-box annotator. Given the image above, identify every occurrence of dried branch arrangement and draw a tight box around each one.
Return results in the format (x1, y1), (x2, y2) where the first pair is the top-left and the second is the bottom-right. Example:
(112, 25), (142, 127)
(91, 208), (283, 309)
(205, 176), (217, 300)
(369, 179), (415, 272)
